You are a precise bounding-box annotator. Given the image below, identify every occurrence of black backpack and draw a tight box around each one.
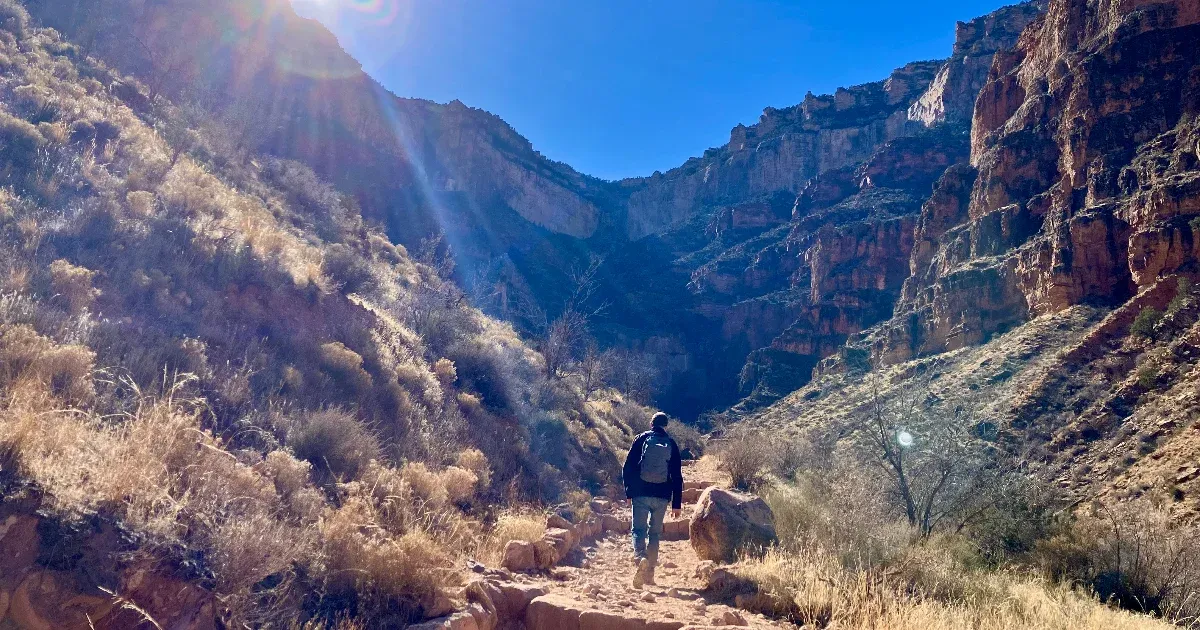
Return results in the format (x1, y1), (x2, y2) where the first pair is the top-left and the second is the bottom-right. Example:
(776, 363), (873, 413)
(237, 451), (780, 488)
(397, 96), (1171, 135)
(639, 432), (672, 484)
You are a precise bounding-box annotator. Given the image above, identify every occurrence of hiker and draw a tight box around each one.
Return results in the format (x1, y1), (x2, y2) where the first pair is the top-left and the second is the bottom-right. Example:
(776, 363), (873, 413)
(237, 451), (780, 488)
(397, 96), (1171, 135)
(622, 411), (683, 588)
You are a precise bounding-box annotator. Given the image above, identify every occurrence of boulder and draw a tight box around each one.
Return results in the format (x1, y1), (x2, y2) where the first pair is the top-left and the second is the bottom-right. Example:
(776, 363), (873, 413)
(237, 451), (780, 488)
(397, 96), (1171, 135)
(544, 527), (575, 559)
(492, 582), (547, 622)
(689, 488), (777, 562)
(501, 541), (537, 572)
(532, 539), (559, 569)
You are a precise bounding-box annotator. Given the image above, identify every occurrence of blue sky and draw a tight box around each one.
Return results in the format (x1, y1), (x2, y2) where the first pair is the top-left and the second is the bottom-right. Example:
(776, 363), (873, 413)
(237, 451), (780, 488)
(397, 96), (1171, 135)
(291, 0), (1014, 181)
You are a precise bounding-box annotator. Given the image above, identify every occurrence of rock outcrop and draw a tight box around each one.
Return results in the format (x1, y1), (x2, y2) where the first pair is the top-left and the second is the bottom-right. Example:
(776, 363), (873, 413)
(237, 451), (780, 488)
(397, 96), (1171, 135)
(866, 0), (1200, 366)
(0, 503), (216, 630)
(689, 489), (777, 563)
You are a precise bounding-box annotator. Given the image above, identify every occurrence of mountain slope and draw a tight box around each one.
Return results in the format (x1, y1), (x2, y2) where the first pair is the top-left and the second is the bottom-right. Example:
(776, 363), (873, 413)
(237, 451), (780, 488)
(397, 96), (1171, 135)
(0, 5), (652, 625)
(749, 0), (1200, 520)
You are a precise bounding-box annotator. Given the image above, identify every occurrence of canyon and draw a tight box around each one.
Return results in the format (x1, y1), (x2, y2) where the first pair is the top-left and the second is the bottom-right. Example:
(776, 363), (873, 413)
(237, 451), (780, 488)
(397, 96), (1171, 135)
(24, 0), (1200, 469)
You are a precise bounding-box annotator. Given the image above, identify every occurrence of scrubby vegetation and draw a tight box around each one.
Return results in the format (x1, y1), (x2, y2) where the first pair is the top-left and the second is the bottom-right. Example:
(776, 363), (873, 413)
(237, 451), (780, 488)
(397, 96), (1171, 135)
(0, 5), (649, 626)
(715, 417), (1200, 629)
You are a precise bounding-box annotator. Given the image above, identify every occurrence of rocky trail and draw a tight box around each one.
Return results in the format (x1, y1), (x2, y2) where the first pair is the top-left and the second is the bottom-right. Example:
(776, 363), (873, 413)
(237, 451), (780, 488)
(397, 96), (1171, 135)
(416, 461), (795, 630)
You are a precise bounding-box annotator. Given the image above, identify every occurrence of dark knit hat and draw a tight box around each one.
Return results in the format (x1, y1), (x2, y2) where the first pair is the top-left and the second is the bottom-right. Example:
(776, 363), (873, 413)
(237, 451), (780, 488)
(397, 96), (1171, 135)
(651, 412), (669, 428)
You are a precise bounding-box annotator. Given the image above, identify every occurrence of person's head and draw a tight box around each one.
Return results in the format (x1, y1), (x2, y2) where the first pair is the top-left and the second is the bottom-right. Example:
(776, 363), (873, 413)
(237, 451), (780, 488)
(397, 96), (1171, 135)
(651, 412), (669, 430)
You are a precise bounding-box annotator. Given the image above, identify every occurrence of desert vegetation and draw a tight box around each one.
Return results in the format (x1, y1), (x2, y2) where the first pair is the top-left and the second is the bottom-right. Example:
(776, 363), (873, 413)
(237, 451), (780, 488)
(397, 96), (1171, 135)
(713, 388), (1200, 629)
(0, 4), (649, 625)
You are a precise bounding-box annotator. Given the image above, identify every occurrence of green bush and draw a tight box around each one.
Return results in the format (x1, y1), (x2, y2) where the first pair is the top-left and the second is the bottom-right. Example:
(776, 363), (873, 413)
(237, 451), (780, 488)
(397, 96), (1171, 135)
(1129, 306), (1162, 339)
(1166, 277), (1191, 316)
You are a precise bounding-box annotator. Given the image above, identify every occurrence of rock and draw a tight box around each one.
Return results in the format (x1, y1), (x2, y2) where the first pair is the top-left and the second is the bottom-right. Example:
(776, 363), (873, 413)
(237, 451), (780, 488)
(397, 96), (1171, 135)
(703, 568), (758, 600)
(721, 610), (748, 626)
(526, 595), (586, 630)
(408, 611), (481, 630)
(543, 528), (575, 562)
(590, 499), (613, 513)
(641, 591), (656, 603)
(690, 488), (777, 562)
(104, 567), (216, 630)
(694, 561), (717, 581)
(663, 516), (691, 541)
(602, 514), (631, 534)
(10, 570), (114, 630)
(579, 609), (649, 630)
(502, 540), (537, 572)
(547, 514), (575, 532)
(682, 488), (704, 503)
(491, 582), (547, 621)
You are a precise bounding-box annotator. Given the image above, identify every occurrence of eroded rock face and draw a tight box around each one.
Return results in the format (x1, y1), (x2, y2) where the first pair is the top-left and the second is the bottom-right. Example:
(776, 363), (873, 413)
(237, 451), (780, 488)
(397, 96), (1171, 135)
(689, 489), (777, 563)
(909, 1), (1048, 127)
(870, 0), (1200, 365)
(624, 61), (941, 240)
(0, 509), (215, 630)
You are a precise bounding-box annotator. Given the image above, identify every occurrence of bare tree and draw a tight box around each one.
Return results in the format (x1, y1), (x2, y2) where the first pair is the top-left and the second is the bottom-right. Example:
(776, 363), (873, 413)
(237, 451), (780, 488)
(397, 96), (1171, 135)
(155, 101), (205, 167)
(577, 343), (611, 401)
(852, 362), (1010, 536)
(540, 255), (607, 378)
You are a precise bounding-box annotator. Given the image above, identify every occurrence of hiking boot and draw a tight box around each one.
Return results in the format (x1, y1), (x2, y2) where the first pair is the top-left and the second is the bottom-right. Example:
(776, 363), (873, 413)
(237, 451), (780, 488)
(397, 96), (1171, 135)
(632, 558), (650, 588)
(643, 566), (657, 586)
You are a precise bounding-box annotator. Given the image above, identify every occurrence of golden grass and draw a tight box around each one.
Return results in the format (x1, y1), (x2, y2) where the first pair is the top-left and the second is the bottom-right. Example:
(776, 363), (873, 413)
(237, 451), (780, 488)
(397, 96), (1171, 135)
(477, 508), (548, 566)
(735, 546), (1179, 630)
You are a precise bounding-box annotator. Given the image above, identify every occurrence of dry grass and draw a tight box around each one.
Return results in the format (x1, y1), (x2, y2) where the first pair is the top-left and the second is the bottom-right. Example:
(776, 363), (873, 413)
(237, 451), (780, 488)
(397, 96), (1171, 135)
(736, 547), (1178, 630)
(0, 12), (650, 627)
(730, 471), (1194, 630)
(477, 508), (548, 566)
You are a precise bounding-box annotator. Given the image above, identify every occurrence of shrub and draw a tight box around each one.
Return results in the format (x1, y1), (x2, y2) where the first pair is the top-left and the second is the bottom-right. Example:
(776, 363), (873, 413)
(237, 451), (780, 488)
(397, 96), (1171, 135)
(1166, 277), (1192, 316)
(320, 496), (458, 623)
(454, 447), (491, 492)
(1136, 364), (1159, 390)
(1130, 307), (1163, 339)
(323, 243), (376, 294)
(289, 409), (381, 481)
(48, 259), (100, 313)
(1035, 502), (1200, 620)
(439, 466), (478, 506)
(0, 0), (28, 36)
(126, 190), (157, 218)
(478, 508), (546, 565)
(318, 341), (373, 394)
(433, 358), (457, 388)
(0, 111), (46, 170)
(399, 461), (448, 508)
(0, 324), (95, 404)
(446, 339), (516, 413)
(716, 431), (776, 490)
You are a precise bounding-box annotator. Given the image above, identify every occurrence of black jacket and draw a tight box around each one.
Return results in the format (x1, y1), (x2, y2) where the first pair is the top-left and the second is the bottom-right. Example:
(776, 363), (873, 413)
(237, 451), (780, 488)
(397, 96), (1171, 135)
(622, 428), (683, 509)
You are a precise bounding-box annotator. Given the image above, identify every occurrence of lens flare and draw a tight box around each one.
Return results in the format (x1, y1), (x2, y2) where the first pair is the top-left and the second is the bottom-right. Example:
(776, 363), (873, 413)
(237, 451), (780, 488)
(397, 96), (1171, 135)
(896, 430), (915, 448)
(346, 0), (402, 26)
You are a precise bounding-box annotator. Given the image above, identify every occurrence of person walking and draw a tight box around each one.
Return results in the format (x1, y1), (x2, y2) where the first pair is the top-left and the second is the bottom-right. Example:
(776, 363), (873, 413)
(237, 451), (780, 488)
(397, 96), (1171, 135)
(622, 411), (683, 588)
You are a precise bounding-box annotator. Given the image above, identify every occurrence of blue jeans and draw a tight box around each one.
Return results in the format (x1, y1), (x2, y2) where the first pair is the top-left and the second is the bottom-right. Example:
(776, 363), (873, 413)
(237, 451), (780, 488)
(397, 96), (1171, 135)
(631, 496), (669, 567)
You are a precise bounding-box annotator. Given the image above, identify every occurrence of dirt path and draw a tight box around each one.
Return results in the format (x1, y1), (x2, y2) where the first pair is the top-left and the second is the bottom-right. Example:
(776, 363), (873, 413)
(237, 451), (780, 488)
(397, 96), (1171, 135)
(517, 461), (795, 629)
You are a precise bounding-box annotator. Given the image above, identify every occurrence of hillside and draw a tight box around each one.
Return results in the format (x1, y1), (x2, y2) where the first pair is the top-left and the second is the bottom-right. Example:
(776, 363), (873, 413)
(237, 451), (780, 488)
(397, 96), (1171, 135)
(0, 3), (655, 626)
